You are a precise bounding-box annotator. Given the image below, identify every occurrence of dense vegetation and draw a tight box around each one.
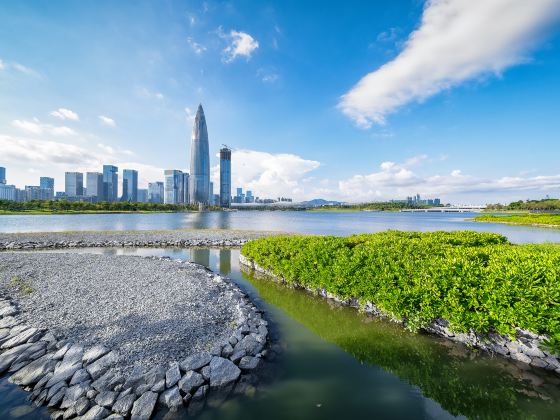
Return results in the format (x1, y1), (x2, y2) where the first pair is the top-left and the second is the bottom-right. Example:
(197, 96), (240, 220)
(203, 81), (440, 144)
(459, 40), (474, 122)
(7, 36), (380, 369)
(0, 199), (209, 213)
(486, 198), (560, 211)
(475, 213), (560, 227)
(241, 231), (560, 351)
(309, 201), (431, 211)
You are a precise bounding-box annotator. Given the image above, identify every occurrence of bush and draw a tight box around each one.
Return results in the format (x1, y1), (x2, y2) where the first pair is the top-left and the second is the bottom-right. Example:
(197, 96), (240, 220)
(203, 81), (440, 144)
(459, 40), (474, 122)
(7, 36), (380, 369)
(241, 231), (560, 351)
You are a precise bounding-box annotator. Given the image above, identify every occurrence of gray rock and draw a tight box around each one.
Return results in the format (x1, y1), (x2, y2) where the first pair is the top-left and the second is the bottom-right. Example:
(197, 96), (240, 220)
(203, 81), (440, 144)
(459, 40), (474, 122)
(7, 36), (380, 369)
(86, 351), (118, 380)
(238, 356), (260, 370)
(511, 352), (532, 364)
(46, 344), (83, 387)
(60, 382), (90, 409)
(0, 304), (18, 317)
(112, 394), (136, 417)
(82, 345), (110, 365)
(80, 405), (109, 420)
(51, 342), (72, 360)
(106, 415), (125, 420)
(151, 379), (165, 393)
(179, 352), (212, 372)
(165, 363), (181, 388)
(130, 391), (158, 420)
(48, 386), (67, 407)
(229, 351), (246, 364)
(191, 384), (209, 401)
(34, 388), (48, 406)
(234, 335), (263, 356)
(178, 371), (205, 394)
(208, 357), (241, 388)
(95, 390), (118, 408)
(9, 355), (57, 386)
(1, 328), (42, 350)
(86, 389), (98, 399)
(221, 344), (234, 358)
(50, 410), (64, 420)
(34, 372), (53, 392)
(530, 357), (549, 368)
(70, 368), (90, 385)
(0, 342), (42, 373)
(62, 405), (77, 420)
(47, 380), (67, 400)
(158, 386), (183, 410)
(91, 370), (123, 392)
(74, 396), (90, 416)
(0, 316), (19, 329)
(201, 365), (211, 381)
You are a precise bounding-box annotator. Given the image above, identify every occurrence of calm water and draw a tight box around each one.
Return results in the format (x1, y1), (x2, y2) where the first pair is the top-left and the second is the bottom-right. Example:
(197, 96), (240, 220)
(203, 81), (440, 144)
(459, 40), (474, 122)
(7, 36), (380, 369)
(2, 247), (559, 419)
(1, 211), (560, 243)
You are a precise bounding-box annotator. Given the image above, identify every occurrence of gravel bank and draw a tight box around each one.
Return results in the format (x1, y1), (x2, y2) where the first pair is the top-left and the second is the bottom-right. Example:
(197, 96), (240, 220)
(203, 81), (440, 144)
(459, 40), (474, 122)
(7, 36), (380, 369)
(0, 229), (283, 250)
(0, 252), (269, 418)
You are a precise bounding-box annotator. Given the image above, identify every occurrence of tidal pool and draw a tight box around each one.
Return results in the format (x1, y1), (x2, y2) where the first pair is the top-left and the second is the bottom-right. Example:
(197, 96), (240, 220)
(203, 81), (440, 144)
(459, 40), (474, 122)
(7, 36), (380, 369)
(1, 247), (557, 419)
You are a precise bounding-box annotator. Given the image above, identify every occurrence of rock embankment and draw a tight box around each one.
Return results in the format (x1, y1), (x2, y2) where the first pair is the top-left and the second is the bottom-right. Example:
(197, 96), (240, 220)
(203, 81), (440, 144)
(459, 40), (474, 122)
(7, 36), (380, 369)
(0, 253), (269, 419)
(239, 253), (560, 375)
(0, 229), (281, 251)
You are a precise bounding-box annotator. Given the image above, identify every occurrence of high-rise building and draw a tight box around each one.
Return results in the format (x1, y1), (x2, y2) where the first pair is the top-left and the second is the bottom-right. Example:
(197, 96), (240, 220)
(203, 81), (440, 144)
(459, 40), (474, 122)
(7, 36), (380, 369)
(137, 189), (148, 203)
(40, 177), (54, 190)
(182, 173), (190, 204)
(189, 104), (210, 204)
(0, 167), (5, 184)
(219, 146), (231, 208)
(86, 172), (104, 200)
(209, 182), (214, 205)
(164, 170), (184, 204)
(103, 165), (118, 202)
(246, 190), (254, 203)
(65, 172), (83, 197)
(122, 169), (138, 202)
(0, 184), (16, 200)
(148, 182), (164, 203)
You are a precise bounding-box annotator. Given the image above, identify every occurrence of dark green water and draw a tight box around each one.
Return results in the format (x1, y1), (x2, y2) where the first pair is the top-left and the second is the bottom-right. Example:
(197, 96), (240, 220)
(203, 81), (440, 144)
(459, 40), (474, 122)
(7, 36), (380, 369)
(8, 247), (557, 420)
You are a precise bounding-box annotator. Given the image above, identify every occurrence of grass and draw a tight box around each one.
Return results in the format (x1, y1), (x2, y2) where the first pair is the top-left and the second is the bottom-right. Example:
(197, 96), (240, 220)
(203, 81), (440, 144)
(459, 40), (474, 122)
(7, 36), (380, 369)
(241, 230), (560, 353)
(10, 276), (33, 294)
(474, 213), (560, 227)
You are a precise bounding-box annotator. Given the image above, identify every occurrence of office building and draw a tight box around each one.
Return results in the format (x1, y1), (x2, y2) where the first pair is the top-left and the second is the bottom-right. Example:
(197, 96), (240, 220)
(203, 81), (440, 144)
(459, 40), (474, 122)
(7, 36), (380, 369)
(86, 172), (104, 200)
(0, 167), (5, 184)
(164, 170), (184, 204)
(0, 184), (16, 201)
(148, 182), (164, 204)
(182, 173), (190, 204)
(122, 169), (138, 202)
(137, 189), (148, 203)
(219, 146), (231, 208)
(40, 177), (54, 190)
(209, 182), (214, 205)
(103, 165), (118, 202)
(189, 104), (210, 204)
(65, 172), (84, 197)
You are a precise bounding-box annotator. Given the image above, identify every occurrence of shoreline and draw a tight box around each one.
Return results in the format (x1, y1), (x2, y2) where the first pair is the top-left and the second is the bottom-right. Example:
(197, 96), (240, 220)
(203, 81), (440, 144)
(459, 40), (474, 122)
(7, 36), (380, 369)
(0, 252), (269, 418)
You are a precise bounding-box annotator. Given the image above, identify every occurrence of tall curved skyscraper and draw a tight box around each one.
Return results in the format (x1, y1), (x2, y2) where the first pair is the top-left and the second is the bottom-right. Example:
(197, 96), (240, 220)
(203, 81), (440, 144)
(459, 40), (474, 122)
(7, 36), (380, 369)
(189, 104), (210, 204)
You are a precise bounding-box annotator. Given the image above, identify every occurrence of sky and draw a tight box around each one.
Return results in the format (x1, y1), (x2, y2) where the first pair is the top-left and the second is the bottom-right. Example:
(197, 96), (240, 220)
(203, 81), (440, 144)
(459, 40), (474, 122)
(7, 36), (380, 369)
(1, 0), (560, 205)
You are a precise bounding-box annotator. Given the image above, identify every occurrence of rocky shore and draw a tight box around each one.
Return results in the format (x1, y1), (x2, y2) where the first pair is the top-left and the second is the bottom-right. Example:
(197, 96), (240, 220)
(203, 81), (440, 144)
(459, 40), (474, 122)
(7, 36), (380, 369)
(0, 229), (282, 251)
(239, 254), (560, 375)
(0, 253), (269, 419)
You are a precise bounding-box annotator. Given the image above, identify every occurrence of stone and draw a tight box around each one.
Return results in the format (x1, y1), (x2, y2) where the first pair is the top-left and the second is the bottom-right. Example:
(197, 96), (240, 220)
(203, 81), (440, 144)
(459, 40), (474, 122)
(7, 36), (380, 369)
(221, 344), (234, 358)
(50, 410), (64, 420)
(182, 393), (192, 405)
(112, 394), (136, 417)
(9, 355), (57, 386)
(34, 389), (48, 406)
(47, 380), (67, 400)
(51, 342), (72, 360)
(95, 390), (118, 408)
(86, 351), (118, 380)
(92, 370), (124, 392)
(165, 363), (181, 388)
(0, 304), (18, 317)
(48, 387), (67, 407)
(178, 371), (205, 394)
(151, 379), (165, 393)
(82, 345), (110, 365)
(530, 357), (549, 368)
(70, 368), (90, 385)
(62, 405), (76, 420)
(1, 328), (42, 350)
(511, 352), (532, 364)
(106, 415), (125, 420)
(34, 372), (53, 392)
(179, 352), (212, 372)
(158, 386), (183, 410)
(130, 391), (158, 420)
(191, 384), (208, 401)
(0, 342), (41, 373)
(86, 389), (98, 399)
(238, 356), (260, 371)
(46, 344), (84, 388)
(0, 316), (19, 329)
(208, 357), (241, 388)
(234, 335), (264, 356)
(201, 365), (211, 381)
(229, 351), (246, 364)
(74, 396), (90, 416)
(60, 382), (90, 409)
(519, 342), (546, 358)
(80, 405), (109, 420)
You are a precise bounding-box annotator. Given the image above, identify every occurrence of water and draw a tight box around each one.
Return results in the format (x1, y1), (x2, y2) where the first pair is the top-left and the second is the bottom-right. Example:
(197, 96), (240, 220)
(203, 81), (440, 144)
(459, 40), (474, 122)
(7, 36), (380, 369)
(1, 211), (560, 243)
(2, 247), (559, 419)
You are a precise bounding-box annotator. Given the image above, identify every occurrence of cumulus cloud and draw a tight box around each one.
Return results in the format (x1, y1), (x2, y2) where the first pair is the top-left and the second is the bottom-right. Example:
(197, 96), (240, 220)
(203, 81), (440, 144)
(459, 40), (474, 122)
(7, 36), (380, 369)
(340, 0), (560, 127)
(98, 115), (116, 127)
(211, 149), (320, 200)
(50, 108), (79, 121)
(12, 118), (77, 136)
(221, 29), (259, 63)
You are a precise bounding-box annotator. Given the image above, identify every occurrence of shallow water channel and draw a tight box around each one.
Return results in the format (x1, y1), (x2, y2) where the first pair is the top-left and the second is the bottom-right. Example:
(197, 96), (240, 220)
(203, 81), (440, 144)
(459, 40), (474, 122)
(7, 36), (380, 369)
(1, 247), (560, 419)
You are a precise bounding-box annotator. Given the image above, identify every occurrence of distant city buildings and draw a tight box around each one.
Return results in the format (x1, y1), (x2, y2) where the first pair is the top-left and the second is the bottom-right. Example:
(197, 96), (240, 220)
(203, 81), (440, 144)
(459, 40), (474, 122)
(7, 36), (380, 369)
(0, 167), (6, 185)
(122, 169), (138, 202)
(137, 189), (148, 203)
(103, 165), (118, 202)
(405, 194), (441, 206)
(86, 172), (104, 201)
(65, 172), (84, 197)
(148, 182), (164, 204)
(219, 146), (231, 208)
(164, 170), (187, 205)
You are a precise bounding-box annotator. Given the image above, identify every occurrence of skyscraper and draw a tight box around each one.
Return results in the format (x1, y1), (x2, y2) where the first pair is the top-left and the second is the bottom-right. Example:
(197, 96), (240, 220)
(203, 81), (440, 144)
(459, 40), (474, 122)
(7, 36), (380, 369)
(182, 173), (190, 204)
(0, 167), (6, 184)
(65, 172), (83, 197)
(209, 182), (214, 205)
(103, 165), (118, 202)
(148, 182), (164, 203)
(122, 169), (138, 202)
(86, 172), (104, 200)
(189, 104), (210, 204)
(164, 170), (184, 204)
(219, 146), (231, 208)
(40, 177), (54, 190)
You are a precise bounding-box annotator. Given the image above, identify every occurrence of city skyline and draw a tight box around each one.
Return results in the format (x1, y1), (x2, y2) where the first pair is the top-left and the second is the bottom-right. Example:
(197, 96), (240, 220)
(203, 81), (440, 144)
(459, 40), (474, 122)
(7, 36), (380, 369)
(1, 1), (560, 203)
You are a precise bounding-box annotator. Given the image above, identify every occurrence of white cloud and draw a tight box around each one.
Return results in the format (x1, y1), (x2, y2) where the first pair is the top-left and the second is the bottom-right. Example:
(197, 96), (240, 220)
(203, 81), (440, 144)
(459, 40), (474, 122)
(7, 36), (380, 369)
(187, 37), (207, 54)
(136, 87), (164, 100)
(221, 29), (259, 63)
(12, 118), (77, 136)
(98, 115), (116, 127)
(257, 68), (279, 83)
(11, 62), (41, 77)
(0, 59), (5, 70)
(50, 108), (79, 121)
(340, 0), (560, 127)
(211, 149), (320, 200)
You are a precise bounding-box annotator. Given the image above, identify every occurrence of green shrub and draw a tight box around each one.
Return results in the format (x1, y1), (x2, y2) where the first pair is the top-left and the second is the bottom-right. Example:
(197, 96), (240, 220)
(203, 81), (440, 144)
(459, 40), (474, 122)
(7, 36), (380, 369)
(475, 213), (560, 227)
(241, 231), (560, 351)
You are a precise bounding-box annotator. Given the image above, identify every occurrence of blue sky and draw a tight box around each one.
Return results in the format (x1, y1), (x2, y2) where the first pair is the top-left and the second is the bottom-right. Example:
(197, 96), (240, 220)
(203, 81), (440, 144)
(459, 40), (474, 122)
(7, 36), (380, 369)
(1, 0), (560, 204)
